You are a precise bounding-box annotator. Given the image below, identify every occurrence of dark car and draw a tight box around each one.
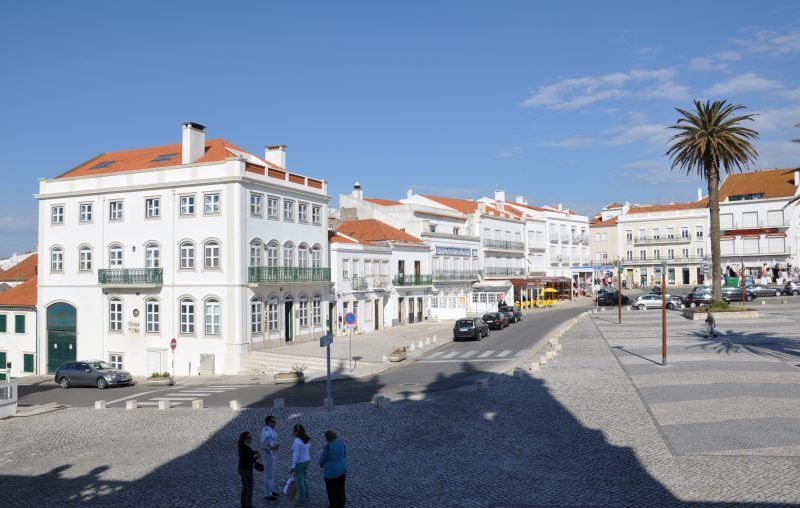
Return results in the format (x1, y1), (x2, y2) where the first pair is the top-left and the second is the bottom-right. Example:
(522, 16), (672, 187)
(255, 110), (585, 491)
(596, 290), (629, 306)
(499, 306), (522, 322)
(453, 317), (489, 341)
(684, 291), (713, 308)
(748, 284), (782, 297)
(55, 360), (133, 389)
(783, 280), (800, 296)
(722, 286), (756, 302)
(482, 312), (508, 330)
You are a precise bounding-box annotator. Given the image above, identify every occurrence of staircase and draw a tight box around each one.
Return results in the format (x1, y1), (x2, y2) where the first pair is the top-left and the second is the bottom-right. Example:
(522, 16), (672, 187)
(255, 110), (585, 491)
(241, 350), (380, 376)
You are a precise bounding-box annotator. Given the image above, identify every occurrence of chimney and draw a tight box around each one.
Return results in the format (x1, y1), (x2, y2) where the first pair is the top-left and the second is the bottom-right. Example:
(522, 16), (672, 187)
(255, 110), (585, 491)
(557, 203), (563, 210)
(406, 187), (413, 200)
(352, 182), (364, 200)
(697, 187), (703, 201)
(495, 188), (506, 203)
(181, 122), (206, 164)
(515, 195), (526, 204)
(265, 145), (287, 168)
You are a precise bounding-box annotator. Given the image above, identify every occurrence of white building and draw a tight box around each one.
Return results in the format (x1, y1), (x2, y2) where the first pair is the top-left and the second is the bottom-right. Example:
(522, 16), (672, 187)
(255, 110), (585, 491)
(330, 219), (432, 334)
(0, 276), (37, 379)
(36, 122), (331, 377)
(717, 168), (800, 280)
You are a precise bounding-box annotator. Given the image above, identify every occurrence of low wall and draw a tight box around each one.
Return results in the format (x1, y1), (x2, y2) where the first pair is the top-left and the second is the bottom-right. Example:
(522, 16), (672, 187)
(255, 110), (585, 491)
(681, 309), (759, 321)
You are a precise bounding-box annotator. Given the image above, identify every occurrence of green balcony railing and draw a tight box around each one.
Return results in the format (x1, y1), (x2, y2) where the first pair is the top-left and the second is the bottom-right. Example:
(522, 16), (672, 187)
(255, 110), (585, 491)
(248, 266), (330, 283)
(393, 274), (433, 286)
(98, 268), (163, 285)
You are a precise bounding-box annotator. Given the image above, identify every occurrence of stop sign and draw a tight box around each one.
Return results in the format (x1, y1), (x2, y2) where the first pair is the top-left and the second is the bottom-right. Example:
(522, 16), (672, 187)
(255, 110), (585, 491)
(170, 338), (177, 350)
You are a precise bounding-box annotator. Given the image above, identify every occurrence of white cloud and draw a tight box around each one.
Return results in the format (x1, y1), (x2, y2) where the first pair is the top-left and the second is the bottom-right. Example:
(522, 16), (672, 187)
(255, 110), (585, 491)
(753, 139), (800, 169)
(494, 146), (524, 158)
(705, 73), (781, 96)
(688, 51), (741, 72)
(717, 50), (741, 61)
(607, 124), (669, 146)
(736, 29), (800, 55)
(635, 47), (662, 57)
(752, 104), (800, 134)
(540, 137), (596, 149)
(521, 68), (687, 110)
(781, 88), (800, 102)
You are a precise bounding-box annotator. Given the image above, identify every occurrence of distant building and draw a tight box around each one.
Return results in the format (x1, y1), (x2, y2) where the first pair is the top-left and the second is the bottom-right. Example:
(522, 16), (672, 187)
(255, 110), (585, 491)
(0, 276), (37, 379)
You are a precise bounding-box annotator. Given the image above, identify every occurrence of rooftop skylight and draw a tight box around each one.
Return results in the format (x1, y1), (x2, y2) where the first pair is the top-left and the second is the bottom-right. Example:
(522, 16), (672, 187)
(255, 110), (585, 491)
(151, 153), (178, 162)
(90, 161), (116, 169)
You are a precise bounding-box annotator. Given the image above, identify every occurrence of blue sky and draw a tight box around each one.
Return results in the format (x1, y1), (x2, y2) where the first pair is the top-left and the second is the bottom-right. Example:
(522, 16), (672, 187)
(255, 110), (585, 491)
(1, 1), (799, 256)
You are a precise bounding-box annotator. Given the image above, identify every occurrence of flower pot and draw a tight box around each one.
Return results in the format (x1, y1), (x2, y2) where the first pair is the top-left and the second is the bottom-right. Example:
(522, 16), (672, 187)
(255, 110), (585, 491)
(146, 377), (174, 386)
(274, 372), (305, 385)
(388, 352), (407, 363)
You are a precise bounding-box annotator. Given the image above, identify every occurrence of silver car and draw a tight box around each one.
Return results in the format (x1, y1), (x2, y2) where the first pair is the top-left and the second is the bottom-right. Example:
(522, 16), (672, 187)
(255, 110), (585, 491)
(634, 294), (681, 310)
(54, 360), (133, 389)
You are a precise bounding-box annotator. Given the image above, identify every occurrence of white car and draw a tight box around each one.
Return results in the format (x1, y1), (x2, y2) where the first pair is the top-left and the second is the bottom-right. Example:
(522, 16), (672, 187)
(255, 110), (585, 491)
(634, 294), (681, 310)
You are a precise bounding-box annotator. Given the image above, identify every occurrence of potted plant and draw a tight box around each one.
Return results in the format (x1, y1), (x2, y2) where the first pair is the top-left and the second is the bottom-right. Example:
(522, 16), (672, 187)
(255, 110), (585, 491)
(146, 371), (174, 386)
(388, 347), (407, 363)
(274, 363), (306, 385)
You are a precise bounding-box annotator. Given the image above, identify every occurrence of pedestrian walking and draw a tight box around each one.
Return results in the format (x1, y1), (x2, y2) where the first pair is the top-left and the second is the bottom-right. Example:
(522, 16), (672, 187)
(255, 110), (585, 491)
(319, 430), (347, 508)
(237, 432), (260, 508)
(290, 424), (312, 505)
(704, 312), (717, 338)
(261, 415), (280, 501)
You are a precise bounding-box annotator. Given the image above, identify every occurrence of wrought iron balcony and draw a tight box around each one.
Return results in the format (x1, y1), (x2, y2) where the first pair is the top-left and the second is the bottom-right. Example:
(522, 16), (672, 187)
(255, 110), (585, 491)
(624, 256), (706, 266)
(351, 276), (369, 291)
(248, 267), (330, 283)
(483, 267), (525, 276)
(98, 268), (163, 287)
(633, 236), (692, 245)
(392, 274), (433, 286)
(721, 220), (789, 231)
(482, 239), (525, 251)
(433, 270), (480, 281)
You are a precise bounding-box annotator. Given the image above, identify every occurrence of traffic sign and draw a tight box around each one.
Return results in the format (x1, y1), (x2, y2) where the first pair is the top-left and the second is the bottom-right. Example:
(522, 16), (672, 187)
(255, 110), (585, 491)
(319, 333), (333, 347)
(170, 338), (177, 350)
(499, 293), (505, 300)
(344, 312), (357, 325)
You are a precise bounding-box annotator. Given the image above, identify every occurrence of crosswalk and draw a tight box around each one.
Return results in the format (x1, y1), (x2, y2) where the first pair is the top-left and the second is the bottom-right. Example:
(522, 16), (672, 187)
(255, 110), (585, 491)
(421, 349), (527, 363)
(134, 385), (252, 407)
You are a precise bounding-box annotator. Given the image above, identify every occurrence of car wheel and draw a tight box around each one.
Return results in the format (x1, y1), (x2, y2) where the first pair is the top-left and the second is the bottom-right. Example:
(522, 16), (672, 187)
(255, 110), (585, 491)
(775, 290), (781, 296)
(96, 377), (108, 389)
(59, 377), (70, 389)
(746, 295), (753, 301)
(793, 290), (799, 296)
(689, 302), (696, 308)
(637, 304), (646, 310)
(667, 303), (674, 310)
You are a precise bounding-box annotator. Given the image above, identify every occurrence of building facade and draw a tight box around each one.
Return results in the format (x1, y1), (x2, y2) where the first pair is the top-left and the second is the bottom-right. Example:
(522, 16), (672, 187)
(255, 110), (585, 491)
(0, 276), (37, 379)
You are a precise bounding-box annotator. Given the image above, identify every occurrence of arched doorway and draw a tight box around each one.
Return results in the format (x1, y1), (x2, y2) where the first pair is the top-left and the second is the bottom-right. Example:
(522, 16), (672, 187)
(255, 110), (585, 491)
(47, 303), (77, 374)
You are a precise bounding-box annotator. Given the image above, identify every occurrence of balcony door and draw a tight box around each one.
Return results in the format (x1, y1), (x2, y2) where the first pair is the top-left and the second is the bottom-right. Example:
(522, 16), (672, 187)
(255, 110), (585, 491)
(284, 297), (294, 342)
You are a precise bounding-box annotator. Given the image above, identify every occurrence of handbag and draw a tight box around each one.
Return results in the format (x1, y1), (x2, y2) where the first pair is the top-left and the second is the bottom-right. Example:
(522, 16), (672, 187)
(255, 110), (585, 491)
(254, 459), (264, 472)
(283, 476), (297, 498)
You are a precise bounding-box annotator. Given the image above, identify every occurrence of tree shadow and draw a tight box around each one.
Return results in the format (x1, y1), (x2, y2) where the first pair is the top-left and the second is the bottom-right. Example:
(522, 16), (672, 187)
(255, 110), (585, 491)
(686, 329), (800, 361)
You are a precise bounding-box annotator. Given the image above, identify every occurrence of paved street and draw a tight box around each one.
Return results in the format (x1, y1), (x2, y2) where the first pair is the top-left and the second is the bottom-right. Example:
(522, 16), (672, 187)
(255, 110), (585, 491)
(3, 304), (800, 506)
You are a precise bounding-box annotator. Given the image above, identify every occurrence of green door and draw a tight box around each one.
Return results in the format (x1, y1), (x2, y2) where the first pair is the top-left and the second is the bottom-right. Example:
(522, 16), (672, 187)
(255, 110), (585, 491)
(0, 352), (6, 380)
(47, 303), (77, 374)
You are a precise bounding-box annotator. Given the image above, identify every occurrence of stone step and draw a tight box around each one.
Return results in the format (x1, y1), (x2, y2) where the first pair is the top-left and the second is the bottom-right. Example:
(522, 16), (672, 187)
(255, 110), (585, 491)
(241, 350), (381, 375)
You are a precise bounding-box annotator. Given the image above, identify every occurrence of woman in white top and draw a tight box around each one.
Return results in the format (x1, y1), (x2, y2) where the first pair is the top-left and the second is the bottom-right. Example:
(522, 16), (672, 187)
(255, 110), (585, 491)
(290, 424), (311, 505)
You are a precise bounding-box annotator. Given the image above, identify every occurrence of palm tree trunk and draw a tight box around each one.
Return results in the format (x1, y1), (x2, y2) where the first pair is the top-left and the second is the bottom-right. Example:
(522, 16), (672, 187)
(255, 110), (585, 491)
(707, 159), (722, 303)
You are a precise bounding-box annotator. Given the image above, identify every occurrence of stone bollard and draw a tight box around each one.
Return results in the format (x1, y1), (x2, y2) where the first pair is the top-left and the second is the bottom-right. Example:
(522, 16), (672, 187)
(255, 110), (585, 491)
(409, 343), (416, 351)
(417, 340), (423, 348)
(192, 399), (204, 410)
(782, 299), (788, 304)
(761, 300), (766, 306)
(377, 397), (392, 409)
(476, 379), (489, 391)
(94, 400), (106, 410)
(125, 400), (137, 410)
(381, 355), (388, 362)
(555, 343), (562, 351)
(545, 351), (555, 360)
(229, 400), (242, 411)
(273, 398), (285, 409)
(158, 400), (170, 410)
(530, 362), (541, 373)
(512, 368), (524, 379)
(425, 337), (431, 345)
(372, 394), (385, 406)
(539, 355), (548, 365)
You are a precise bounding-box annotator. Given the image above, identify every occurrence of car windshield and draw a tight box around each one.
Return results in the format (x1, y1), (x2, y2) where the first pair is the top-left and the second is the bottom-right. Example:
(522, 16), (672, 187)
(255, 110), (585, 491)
(500, 306), (514, 311)
(456, 320), (474, 327)
(482, 314), (497, 320)
(90, 361), (114, 370)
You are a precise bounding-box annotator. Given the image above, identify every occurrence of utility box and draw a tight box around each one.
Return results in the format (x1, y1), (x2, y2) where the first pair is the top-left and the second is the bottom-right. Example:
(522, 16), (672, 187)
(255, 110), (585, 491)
(198, 354), (215, 376)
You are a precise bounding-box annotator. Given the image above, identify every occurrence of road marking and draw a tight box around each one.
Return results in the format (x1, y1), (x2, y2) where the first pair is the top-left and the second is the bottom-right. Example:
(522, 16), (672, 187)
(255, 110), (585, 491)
(207, 385), (252, 389)
(137, 401), (183, 406)
(423, 359), (509, 363)
(106, 389), (173, 406)
(150, 397), (197, 401)
(426, 352), (444, 359)
(442, 352), (460, 359)
(497, 350), (513, 357)
(173, 392), (212, 396)
(461, 351), (478, 358)
(180, 389), (227, 393)
(515, 350), (526, 357)
(478, 351), (494, 358)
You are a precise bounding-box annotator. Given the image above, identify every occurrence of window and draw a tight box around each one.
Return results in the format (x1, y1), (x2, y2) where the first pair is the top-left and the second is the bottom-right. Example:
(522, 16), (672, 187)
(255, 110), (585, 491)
(312, 205), (321, 225)
(666, 227), (674, 239)
(0, 315), (5, 332)
(109, 244), (123, 267)
(205, 299), (220, 335)
(266, 242), (279, 267)
(268, 197), (279, 219)
(151, 153), (178, 162)
(80, 203), (93, 222)
(145, 198), (160, 218)
(696, 247), (704, 257)
(653, 249), (660, 260)
(453, 227), (460, 235)
(283, 200), (295, 221)
(652, 228), (660, 240)
(109, 354), (123, 370)
(51, 205), (64, 224)
(180, 195), (195, 215)
(180, 242), (195, 269)
(311, 246), (321, 268)
(79, 246), (92, 271)
(268, 297), (278, 331)
(680, 227), (689, 239)
(682, 248), (689, 258)
(15, 314), (25, 333)
(109, 201), (123, 221)
(251, 298), (263, 334)
(109, 298), (122, 331)
(146, 299), (159, 333)
(204, 241), (220, 268)
(180, 298), (195, 334)
(312, 296), (321, 326)
(638, 229), (646, 240)
(625, 230), (633, 242)
(342, 258), (350, 279)
(283, 243), (294, 267)
(51, 247), (63, 271)
(298, 202), (309, 223)
(696, 226), (704, 240)
(298, 244), (308, 268)
(667, 248), (674, 259)
(250, 193), (263, 217)
(639, 250), (647, 260)
(204, 193), (220, 214)
(298, 296), (308, 327)
(23, 353), (34, 373)
(250, 241), (262, 267)
(92, 160), (116, 169)
(145, 243), (160, 268)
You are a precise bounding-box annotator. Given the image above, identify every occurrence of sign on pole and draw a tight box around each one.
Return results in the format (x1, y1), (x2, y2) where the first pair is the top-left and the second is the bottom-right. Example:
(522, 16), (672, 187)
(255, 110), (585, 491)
(344, 312), (357, 326)
(319, 333), (333, 347)
(170, 338), (177, 350)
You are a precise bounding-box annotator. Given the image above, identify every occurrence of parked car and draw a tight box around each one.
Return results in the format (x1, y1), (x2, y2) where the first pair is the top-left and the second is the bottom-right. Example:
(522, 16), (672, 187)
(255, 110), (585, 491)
(722, 286), (757, 302)
(596, 291), (629, 306)
(783, 280), (800, 296)
(54, 360), (133, 389)
(499, 305), (522, 322)
(453, 317), (489, 341)
(482, 312), (508, 330)
(633, 294), (682, 310)
(691, 286), (712, 293)
(748, 284), (782, 297)
(684, 291), (713, 308)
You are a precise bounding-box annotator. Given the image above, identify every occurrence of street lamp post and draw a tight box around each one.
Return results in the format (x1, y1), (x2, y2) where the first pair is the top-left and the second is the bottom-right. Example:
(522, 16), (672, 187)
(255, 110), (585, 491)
(741, 258), (746, 307)
(661, 262), (667, 366)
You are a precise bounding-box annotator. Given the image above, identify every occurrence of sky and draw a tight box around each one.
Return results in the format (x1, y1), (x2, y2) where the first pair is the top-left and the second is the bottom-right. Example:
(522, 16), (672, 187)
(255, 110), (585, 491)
(1, 1), (799, 257)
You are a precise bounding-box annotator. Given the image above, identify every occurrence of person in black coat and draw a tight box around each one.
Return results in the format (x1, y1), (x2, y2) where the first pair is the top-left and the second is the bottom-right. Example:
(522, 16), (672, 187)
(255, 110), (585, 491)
(238, 431), (260, 508)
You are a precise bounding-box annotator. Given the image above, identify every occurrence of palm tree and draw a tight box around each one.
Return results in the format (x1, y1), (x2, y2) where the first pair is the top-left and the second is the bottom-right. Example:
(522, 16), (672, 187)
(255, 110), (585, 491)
(666, 100), (759, 303)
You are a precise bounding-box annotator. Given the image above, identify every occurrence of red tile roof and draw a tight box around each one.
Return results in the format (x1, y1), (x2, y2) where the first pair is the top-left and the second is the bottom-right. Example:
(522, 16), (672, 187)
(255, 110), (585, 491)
(329, 231), (358, 244)
(627, 198), (708, 214)
(364, 197), (402, 206)
(337, 219), (422, 243)
(421, 195), (478, 214)
(718, 168), (800, 200)
(606, 202), (623, 209)
(590, 216), (619, 227)
(0, 254), (38, 282)
(0, 275), (37, 306)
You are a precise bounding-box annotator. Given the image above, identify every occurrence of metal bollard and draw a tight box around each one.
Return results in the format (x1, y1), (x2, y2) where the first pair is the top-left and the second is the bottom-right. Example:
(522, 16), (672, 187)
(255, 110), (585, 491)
(512, 368), (524, 379)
